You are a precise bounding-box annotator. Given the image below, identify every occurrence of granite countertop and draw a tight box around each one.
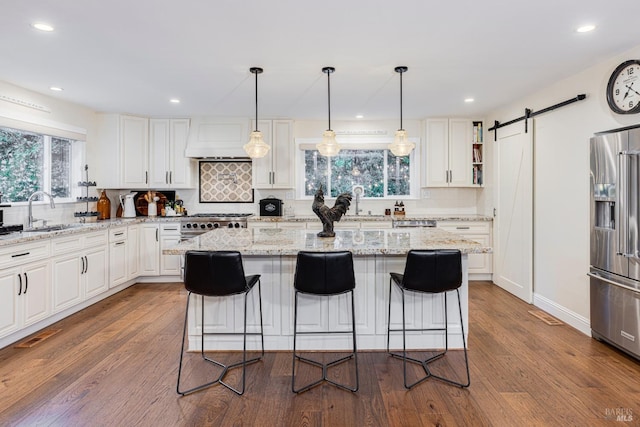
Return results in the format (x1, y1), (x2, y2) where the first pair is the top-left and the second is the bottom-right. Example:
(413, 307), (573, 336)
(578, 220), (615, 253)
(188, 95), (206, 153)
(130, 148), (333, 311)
(0, 216), (182, 246)
(163, 227), (492, 256)
(249, 214), (492, 223)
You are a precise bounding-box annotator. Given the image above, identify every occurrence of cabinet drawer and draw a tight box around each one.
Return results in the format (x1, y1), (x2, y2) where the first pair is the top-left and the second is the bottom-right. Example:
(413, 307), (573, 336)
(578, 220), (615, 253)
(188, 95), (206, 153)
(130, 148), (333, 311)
(0, 241), (51, 269)
(51, 235), (83, 255)
(109, 227), (127, 242)
(84, 230), (108, 247)
(160, 223), (181, 235)
(438, 221), (491, 235)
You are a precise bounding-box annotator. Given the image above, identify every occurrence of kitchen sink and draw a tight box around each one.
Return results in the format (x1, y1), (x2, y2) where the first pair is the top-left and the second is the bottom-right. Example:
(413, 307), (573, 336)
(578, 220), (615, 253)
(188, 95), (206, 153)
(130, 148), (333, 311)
(22, 224), (83, 233)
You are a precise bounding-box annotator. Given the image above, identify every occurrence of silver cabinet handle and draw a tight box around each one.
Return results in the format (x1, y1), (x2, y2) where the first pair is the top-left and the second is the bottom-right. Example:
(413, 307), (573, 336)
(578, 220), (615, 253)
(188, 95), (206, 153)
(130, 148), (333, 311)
(170, 171), (172, 184)
(156, 228), (159, 241)
(456, 226), (470, 230)
(166, 171), (169, 184)
(145, 171), (148, 184)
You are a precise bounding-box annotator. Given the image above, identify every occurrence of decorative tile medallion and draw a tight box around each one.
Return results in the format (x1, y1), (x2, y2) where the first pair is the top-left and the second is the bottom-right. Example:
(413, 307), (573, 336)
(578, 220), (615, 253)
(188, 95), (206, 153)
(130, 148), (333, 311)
(199, 160), (254, 203)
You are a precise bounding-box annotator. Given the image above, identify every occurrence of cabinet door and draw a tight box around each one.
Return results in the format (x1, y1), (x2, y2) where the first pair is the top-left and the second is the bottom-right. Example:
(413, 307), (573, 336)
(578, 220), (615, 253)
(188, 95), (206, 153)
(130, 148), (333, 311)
(170, 119), (192, 188)
(127, 225), (140, 280)
(424, 118), (449, 187)
(149, 119), (170, 187)
(121, 115), (149, 188)
(22, 260), (51, 327)
(160, 235), (182, 275)
(52, 254), (82, 313)
(252, 120), (273, 188)
(0, 268), (19, 337)
(85, 246), (109, 297)
(110, 240), (127, 288)
(271, 120), (294, 188)
(448, 119), (473, 187)
(139, 225), (159, 276)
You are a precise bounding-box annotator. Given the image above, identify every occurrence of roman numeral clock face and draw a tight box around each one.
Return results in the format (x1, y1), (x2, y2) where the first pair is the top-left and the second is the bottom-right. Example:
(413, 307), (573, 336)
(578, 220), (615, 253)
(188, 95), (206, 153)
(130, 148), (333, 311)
(607, 60), (640, 114)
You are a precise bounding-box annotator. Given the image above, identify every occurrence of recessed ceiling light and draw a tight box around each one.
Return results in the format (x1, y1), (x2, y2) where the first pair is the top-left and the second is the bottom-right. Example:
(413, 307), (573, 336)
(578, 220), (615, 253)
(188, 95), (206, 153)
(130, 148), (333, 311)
(170, 99), (180, 104)
(32, 22), (54, 32)
(49, 86), (63, 91)
(464, 98), (475, 103)
(576, 24), (596, 33)
(356, 114), (364, 119)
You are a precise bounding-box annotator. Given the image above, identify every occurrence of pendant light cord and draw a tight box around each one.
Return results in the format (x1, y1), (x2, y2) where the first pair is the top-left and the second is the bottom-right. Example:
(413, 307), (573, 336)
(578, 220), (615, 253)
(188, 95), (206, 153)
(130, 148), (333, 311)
(255, 70), (259, 131)
(399, 70), (403, 130)
(327, 70), (331, 131)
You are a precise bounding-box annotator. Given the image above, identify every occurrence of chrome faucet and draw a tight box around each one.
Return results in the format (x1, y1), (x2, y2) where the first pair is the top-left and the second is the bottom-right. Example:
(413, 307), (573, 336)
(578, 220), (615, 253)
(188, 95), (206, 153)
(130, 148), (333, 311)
(28, 191), (55, 229)
(352, 185), (364, 216)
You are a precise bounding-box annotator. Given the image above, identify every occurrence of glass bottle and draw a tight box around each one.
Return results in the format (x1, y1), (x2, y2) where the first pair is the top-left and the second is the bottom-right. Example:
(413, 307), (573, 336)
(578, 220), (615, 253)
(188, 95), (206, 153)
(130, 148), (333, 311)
(97, 190), (111, 220)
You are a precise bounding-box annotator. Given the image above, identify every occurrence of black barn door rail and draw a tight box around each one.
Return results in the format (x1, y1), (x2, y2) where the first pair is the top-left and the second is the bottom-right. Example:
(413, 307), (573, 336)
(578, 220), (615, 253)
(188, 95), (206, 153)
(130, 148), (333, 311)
(488, 94), (586, 141)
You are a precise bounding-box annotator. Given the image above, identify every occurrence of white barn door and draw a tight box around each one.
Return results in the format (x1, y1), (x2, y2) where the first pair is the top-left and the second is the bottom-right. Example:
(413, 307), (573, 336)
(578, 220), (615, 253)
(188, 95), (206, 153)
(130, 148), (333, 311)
(493, 121), (533, 303)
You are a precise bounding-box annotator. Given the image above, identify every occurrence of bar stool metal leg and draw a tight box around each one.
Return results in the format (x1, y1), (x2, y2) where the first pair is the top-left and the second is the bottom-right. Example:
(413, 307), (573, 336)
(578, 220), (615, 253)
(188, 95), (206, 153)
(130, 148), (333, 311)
(291, 290), (359, 393)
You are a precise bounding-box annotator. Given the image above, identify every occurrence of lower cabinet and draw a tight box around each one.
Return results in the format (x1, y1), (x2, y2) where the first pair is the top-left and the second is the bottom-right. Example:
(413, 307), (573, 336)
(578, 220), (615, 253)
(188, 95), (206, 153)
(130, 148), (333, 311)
(160, 223), (181, 276)
(51, 231), (109, 313)
(0, 259), (51, 338)
(139, 224), (160, 276)
(438, 221), (492, 275)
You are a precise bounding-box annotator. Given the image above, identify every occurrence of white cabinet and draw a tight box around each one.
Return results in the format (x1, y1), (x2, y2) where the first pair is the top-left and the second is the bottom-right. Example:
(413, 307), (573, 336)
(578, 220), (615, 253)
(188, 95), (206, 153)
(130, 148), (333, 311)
(0, 241), (51, 339)
(95, 114), (150, 188)
(139, 223), (160, 276)
(127, 225), (140, 280)
(423, 118), (474, 187)
(149, 119), (194, 188)
(253, 120), (294, 189)
(438, 221), (492, 275)
(160, 223), (181, 276)
(51, 231), (109, 312)
(109, 227), (128, 288)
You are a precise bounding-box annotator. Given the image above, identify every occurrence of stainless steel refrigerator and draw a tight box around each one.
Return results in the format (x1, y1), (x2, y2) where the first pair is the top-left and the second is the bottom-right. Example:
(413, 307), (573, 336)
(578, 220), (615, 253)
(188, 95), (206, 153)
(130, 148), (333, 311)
(589, 124), (640, 360)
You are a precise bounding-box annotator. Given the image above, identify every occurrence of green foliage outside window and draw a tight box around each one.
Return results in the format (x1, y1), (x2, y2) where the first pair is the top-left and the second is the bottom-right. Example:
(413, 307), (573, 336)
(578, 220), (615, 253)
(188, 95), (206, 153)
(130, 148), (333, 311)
(304, 148), (410, 198)
(0, 127), (73, 202)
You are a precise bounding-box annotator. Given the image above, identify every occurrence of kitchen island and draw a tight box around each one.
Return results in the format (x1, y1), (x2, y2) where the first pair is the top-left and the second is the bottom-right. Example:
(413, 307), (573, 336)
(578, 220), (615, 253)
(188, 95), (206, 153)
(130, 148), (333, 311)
(164, 227), (491, 351)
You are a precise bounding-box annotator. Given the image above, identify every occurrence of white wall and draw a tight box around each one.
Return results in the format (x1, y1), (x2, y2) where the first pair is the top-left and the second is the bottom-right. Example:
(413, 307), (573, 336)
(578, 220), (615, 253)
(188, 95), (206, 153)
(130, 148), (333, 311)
(482, 44), (640, 334)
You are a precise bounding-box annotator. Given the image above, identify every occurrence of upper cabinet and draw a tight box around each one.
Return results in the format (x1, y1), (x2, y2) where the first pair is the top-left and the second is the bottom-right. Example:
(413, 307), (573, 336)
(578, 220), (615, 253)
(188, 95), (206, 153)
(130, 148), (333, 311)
(94, 114), (195, 189)
(149, 119), (194, 188)
(252, 120), (294, 189)
(422, 118), (482, 188)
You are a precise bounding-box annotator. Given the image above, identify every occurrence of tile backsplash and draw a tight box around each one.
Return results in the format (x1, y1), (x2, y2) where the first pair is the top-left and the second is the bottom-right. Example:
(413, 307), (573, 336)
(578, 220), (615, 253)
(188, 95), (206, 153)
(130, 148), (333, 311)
(198, 160), (253, 203)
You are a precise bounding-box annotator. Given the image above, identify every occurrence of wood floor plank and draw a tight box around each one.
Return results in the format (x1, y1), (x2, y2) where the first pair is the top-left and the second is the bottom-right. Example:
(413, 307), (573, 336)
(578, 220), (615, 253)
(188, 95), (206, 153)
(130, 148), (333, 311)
(1, 281), (639, 426)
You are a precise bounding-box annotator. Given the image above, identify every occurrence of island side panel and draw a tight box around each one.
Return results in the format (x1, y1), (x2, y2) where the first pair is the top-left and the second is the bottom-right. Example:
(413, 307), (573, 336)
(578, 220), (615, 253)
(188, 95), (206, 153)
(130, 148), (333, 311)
(188, 253), (469, 351)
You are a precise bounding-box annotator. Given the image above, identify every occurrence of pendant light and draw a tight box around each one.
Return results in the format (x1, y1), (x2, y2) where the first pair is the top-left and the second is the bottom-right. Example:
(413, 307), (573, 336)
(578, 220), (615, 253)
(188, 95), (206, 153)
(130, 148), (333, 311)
(388, 66), (415, 157)
(243, 67), (271, 158)
(316, 66), (341, 157)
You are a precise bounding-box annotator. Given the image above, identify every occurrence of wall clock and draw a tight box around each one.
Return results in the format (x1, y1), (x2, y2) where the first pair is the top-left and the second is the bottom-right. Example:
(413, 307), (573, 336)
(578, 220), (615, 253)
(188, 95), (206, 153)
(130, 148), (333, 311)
(606, 59), (640, 114)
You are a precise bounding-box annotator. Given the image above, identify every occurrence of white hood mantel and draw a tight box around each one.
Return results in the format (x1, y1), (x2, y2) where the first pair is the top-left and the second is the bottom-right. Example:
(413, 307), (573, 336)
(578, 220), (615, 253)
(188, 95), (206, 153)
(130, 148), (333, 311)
(184, 117), (250, 158)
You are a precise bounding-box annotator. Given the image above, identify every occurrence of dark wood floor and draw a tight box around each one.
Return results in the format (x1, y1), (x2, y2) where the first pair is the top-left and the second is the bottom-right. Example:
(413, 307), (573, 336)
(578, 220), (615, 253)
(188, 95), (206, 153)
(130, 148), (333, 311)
(1, 281), (639, 426)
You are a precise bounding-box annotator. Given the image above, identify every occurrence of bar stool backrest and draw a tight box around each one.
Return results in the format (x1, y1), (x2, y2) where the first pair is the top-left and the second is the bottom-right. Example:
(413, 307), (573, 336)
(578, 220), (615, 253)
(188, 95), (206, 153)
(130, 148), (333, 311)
(294, 251), (355, 295)
(184, 250), (248, 296)
(401, 249), (462, 293)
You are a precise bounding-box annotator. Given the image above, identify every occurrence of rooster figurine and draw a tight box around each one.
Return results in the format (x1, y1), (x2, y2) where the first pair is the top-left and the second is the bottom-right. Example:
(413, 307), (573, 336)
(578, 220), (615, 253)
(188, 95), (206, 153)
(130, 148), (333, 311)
(312, 186), (353, 237)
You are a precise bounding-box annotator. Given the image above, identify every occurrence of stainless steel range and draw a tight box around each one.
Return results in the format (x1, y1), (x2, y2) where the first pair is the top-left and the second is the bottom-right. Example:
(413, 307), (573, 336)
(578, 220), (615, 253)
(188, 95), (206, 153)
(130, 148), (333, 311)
(180, 213), (252, 239)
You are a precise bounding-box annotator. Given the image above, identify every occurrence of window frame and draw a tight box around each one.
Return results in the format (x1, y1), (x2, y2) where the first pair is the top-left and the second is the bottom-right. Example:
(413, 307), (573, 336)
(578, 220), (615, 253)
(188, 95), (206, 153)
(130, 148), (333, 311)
(295, 137), (420, 200)
(0, 125), (86, 205)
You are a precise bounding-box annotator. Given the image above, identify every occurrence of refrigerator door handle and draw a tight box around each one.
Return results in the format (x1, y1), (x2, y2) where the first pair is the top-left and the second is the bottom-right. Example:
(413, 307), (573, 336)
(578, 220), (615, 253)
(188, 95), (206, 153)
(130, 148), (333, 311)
(618, 152), (631, 257)
(588, 272), (640, 294)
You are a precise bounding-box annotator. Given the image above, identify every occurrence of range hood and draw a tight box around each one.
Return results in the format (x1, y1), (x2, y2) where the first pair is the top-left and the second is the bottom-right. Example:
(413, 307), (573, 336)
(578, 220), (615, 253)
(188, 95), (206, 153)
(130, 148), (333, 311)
(184, 117), (250, 158)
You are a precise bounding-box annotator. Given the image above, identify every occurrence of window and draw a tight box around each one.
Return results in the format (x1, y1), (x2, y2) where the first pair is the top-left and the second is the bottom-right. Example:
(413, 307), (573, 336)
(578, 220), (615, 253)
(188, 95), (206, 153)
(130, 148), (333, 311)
(0, 126), (81, 203)
(301, 146), (413, 198)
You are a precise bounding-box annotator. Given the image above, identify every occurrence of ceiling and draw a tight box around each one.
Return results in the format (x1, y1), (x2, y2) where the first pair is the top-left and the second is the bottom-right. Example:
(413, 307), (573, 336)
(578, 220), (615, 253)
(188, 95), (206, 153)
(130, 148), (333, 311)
(2, 0), (640, 121)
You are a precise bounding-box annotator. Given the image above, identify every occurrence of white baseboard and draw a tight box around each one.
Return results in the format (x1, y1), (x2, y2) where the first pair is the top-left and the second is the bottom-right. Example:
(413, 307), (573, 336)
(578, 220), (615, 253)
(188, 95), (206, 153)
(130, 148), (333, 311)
(533, 293), (591, 336)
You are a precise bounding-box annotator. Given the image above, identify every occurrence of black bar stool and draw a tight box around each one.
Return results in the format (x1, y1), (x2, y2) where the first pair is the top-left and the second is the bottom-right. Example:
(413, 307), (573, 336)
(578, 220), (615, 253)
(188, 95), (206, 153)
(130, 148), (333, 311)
(292, 251), (359, 393)
(387, 249), (470, 389)
(177, 250), (264, 396)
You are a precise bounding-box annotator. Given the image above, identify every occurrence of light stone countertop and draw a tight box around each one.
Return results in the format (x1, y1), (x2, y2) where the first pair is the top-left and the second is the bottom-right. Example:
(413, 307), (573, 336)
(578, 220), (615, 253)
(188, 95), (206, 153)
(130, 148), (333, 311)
(249, 214), (492, 223)
(163, 227), (491, 256)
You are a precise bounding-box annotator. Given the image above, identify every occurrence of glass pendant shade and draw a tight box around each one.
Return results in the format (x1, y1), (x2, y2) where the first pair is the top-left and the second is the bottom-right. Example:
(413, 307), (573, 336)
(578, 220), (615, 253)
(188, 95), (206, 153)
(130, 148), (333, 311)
(243, 130), (270, 158)
(244, 67), (270, 158)
(388, 129), (415, 157)
(317, 130), (341, 157)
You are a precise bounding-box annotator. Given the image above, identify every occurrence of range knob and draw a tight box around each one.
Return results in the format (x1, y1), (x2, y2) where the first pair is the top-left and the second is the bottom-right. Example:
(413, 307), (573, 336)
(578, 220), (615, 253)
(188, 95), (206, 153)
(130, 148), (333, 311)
(227, 223), (234, 228)
(192, 223), (198, 229)
(206, 223), (213, 228)
(213, 223), (219, 228)
(185, 223), (192, 228)
(200, 224), (206, 229)
(234, 222), (240, 228)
